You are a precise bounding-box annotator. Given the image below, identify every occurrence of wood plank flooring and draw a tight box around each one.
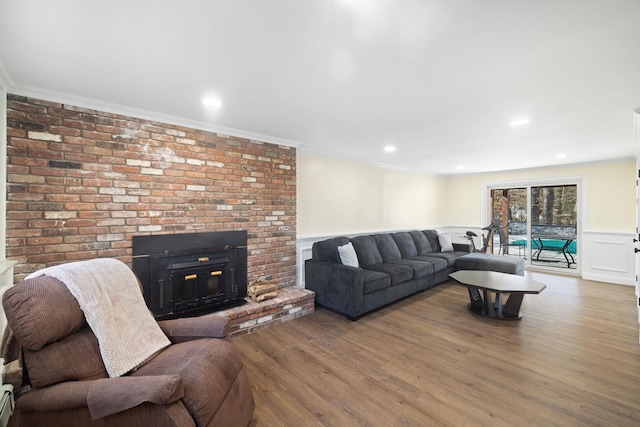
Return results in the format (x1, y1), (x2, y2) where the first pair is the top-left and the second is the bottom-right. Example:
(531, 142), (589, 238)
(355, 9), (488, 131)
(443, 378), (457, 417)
(232, 272), (640, 426)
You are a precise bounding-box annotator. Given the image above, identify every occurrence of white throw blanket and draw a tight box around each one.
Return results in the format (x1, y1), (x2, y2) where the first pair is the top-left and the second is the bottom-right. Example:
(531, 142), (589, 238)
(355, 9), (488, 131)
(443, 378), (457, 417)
(26, 258), (170, 377)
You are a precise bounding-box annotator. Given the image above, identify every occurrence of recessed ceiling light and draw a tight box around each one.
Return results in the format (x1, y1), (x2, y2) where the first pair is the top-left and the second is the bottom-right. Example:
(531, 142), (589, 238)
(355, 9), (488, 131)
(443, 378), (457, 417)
(456, 165), (465, 170)
(556, 153), (567, 159)
(384, 145), (396, 153)
(509, 118), (530, 127)
(202, 97), (222, 108)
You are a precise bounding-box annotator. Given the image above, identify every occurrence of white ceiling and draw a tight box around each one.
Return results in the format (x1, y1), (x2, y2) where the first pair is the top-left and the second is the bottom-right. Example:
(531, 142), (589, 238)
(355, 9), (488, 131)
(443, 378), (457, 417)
(1, 0), (639, 175)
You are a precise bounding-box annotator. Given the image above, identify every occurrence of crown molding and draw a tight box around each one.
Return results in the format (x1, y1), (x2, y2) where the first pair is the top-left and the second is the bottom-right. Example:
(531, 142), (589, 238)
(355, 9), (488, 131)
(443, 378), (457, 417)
(6, 83), (302, 149)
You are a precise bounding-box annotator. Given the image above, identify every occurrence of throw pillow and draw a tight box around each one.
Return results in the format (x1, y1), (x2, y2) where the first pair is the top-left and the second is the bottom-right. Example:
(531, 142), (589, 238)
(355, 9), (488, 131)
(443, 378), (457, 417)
(437, 232), (454, 252)
(337, 242), (359, 267)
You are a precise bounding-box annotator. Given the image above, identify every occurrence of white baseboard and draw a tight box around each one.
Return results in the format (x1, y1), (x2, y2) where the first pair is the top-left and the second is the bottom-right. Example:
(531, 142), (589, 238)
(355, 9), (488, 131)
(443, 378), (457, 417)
(582, 272), (634, 286)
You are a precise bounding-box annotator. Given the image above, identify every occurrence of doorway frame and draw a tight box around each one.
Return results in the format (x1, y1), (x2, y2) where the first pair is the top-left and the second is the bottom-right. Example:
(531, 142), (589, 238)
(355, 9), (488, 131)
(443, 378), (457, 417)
(482, 176), (586, 275)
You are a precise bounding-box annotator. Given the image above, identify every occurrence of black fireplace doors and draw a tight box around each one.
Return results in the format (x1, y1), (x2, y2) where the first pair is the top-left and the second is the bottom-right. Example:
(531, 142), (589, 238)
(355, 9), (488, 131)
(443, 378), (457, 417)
(132, 231), (247, 320)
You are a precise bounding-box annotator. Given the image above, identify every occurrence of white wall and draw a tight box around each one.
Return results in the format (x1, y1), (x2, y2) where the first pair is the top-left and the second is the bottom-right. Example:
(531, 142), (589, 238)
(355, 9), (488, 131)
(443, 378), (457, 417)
(442, 161), (637, 285)
(297, 152), (445, 237)
(297, 153), (636, 287)
(443, 160), (636, 232)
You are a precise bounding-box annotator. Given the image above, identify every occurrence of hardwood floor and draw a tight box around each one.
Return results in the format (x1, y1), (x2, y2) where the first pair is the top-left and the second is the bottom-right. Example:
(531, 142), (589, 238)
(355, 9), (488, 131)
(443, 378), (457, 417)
(232, 272), (640, 426)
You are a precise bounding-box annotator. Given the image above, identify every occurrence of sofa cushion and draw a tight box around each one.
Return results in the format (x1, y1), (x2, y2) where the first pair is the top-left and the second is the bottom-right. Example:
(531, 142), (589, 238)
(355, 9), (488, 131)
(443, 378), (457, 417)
(456, 253), (525, 275)
(362, 269), (391, 294)
(3, 276), (87, 351)
(337, 242), (359, 267)
(423, 230), (441, 252)
(410, 255), (448, 272)
(410, 231), (433, 255)
(312, 236), (350, 263)
(423, 251), (466, 267)
(372, 234), (402, 262)
(391, 259), (433, 279)
(3, 275), (110, 388)
(391, 232), (418, 258)
(24, 327), (108, 388)
(365, 263), (413, 286)
(351, 236), (383, 267)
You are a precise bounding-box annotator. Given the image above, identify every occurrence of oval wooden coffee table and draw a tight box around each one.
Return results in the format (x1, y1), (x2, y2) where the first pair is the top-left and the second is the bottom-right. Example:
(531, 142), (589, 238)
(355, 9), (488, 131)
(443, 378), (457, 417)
(449, 270), (546, 320)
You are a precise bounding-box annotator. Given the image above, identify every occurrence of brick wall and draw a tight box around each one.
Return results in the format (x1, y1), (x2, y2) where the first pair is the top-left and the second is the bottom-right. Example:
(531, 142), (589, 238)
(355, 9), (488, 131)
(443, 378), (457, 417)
(5, 95), (297, 286)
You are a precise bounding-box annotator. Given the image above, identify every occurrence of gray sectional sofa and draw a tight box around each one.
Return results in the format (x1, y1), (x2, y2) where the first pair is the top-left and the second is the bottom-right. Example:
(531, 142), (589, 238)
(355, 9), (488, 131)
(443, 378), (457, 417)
(305, 230), (475, 320)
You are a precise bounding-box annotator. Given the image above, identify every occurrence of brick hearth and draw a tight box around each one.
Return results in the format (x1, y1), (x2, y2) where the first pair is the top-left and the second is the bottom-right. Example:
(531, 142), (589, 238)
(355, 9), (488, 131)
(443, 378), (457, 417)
(213, 287), (315, 336)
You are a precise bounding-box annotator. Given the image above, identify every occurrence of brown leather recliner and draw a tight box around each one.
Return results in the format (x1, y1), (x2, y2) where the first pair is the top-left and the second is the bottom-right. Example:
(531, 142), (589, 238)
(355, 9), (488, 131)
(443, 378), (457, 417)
(2, 275), (255, 426)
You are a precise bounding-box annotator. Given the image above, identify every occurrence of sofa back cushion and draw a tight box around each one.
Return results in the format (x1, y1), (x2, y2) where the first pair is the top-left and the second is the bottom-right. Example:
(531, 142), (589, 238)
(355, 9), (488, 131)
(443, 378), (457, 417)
(410, 231), (433, 255)
(24, 328), (108, 388)
(4, 276), (86, 351)
(423, 230), (441, 252)
(351, 236), (383, 267)
(312, 236), (350, 263)
(3, 276), (109, 388)
(391, 232), (418, 258)
(372, 234), (402, 262)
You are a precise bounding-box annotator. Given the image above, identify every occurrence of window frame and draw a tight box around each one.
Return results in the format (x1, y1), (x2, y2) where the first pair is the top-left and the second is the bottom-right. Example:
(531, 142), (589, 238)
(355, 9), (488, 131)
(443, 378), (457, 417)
(482, 176), (586, 274)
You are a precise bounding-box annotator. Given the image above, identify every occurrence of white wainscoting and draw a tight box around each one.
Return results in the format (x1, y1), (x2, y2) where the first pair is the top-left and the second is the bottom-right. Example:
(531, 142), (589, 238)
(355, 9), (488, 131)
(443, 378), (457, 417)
(581, 231), (635, 286)
(449, 226), (635, 286)
(296, 237), (316, 288)
(446, 226), (484, 250)
(297, 228), (636, 288)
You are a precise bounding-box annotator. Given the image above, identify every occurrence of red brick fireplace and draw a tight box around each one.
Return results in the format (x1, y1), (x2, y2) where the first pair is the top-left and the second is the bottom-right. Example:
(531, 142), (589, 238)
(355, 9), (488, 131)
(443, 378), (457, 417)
(5, 94), (298, 297)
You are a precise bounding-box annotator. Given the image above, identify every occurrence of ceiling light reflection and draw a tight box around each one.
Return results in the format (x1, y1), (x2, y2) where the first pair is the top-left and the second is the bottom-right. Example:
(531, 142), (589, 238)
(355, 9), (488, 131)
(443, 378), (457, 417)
(202, 98), (222, 108)
(509, 119), (529, 127)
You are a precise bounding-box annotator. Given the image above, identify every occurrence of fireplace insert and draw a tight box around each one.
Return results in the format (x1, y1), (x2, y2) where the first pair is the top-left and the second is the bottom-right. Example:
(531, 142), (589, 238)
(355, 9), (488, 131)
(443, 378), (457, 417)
(132, 231), (247, 320)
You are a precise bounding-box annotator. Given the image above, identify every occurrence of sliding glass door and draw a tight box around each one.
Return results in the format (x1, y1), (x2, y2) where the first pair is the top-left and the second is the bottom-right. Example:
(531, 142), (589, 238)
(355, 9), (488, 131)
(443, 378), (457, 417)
(486, 182), (579, 272)
(488, 188), (527, 256)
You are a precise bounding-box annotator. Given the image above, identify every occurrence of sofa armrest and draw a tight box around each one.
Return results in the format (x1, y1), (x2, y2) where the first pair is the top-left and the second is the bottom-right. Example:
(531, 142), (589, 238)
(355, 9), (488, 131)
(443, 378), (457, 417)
(305, 260), (364, 318)
(17, 375), (184, 420)
(157, 316), (230, 342)
(18, 379), (93, 412)
(453, 242), (473, 253)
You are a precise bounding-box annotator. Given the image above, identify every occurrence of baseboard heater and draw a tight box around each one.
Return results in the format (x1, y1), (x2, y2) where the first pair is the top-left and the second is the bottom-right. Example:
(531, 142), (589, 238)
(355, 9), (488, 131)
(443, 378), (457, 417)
(0, 384), (13, 427)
